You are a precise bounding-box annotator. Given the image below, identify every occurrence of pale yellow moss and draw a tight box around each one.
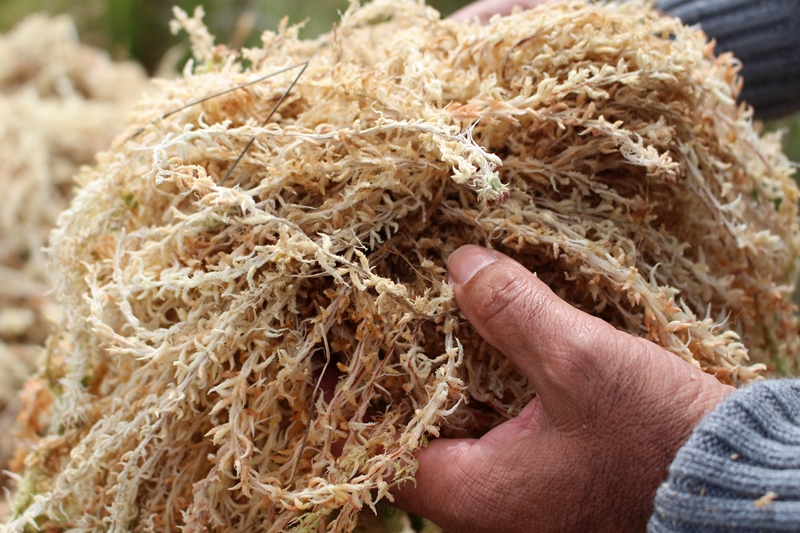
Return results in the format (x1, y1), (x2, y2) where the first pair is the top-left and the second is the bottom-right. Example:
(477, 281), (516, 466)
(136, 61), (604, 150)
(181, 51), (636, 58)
(0, 13), (148, 502)
(6, 1), (800, 531)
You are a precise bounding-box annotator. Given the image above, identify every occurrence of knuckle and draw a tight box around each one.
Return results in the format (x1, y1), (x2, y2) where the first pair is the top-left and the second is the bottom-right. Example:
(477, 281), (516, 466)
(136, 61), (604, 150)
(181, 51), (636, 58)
(472, 263), (549, 334)
(565, 317), (628, 370)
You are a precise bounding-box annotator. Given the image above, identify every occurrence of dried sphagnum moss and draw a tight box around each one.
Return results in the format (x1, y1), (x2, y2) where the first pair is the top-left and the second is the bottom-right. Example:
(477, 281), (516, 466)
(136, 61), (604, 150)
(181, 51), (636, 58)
(0, 13), (147, 502)
(7, 0), (800, 531)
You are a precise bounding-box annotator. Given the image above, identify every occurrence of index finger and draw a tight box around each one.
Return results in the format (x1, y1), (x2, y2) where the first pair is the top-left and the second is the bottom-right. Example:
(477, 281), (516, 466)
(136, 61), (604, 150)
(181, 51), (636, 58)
(450, 0), (549, 23)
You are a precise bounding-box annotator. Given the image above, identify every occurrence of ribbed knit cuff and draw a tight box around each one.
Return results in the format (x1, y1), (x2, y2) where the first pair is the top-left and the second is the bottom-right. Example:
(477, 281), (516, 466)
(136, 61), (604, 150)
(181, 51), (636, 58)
(648, 379), (800, 532)
(659, 0), (800, 120)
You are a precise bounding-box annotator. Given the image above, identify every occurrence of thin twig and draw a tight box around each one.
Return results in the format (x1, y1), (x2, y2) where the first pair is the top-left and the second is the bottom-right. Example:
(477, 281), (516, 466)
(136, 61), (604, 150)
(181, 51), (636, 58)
(220, 61), (309, 185)
(128, 61), (309, 141)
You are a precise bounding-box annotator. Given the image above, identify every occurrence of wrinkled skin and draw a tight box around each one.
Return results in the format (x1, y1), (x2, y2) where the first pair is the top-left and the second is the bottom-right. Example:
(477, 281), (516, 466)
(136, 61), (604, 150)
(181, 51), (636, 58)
(392, 246), (733, 532)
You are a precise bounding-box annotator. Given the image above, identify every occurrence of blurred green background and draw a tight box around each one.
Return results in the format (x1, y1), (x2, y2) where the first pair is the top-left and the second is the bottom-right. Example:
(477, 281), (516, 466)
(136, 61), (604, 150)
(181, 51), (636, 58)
(1, 0), (799, 161)
(0, 0), (473, 71)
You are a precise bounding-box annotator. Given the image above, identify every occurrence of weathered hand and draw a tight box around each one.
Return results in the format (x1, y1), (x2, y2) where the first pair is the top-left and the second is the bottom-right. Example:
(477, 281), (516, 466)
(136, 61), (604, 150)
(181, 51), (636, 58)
(450, 0), (551, 23)
(392, 246), (733, 532)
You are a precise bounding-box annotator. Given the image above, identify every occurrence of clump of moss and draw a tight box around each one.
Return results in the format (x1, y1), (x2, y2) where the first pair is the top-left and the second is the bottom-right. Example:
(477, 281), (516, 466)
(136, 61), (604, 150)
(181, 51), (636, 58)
(0, 13), (147, 506)
(7, 1), (799, 531)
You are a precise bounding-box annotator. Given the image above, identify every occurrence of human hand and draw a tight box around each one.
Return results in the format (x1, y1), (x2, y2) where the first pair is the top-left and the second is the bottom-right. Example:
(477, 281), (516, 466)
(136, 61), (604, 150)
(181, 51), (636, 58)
(450, 0), (552, 23)
(392, 245), (734, 532)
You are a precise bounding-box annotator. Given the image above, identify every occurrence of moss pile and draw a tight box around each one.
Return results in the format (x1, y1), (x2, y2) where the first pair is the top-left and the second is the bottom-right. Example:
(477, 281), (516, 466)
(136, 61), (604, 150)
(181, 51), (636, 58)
(0, 13), (147, 499)
(7, 1), (799, 531)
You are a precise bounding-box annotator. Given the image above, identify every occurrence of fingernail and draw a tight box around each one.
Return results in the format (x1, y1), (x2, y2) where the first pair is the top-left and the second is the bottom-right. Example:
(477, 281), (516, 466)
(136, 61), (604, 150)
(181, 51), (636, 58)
(447, 245), (498, 285)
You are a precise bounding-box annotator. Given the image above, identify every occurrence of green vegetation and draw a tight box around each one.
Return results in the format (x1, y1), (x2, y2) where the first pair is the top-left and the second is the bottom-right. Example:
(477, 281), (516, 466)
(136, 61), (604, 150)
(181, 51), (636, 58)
(769, 116), (800, 164)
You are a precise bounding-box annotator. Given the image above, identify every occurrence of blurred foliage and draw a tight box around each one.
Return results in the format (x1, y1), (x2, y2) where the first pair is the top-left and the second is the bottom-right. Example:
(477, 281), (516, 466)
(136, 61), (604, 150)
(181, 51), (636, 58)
(1, 0), (799, 161)
(768, 117), (800, 165)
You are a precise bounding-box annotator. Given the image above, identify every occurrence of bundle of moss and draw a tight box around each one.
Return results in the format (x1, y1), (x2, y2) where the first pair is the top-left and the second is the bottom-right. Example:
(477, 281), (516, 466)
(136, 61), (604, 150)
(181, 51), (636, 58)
(7, 0), (799, 530)
(0, 14), (147, 495)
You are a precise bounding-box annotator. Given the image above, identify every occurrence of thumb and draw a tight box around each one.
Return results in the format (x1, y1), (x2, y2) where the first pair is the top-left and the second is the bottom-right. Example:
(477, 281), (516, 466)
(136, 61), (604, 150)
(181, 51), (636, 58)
(447, 245), (632, 412)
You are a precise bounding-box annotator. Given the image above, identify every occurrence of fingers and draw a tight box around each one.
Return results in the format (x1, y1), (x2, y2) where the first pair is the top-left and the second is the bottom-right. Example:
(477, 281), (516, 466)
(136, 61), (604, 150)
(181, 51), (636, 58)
(391, 439), (475, 525)
(447, 245), (633, 409)
(391, 245), (736, 530)
(450, 0), (549, 23)
(392, 400), (563, 530)
(392, 429), (546, 531)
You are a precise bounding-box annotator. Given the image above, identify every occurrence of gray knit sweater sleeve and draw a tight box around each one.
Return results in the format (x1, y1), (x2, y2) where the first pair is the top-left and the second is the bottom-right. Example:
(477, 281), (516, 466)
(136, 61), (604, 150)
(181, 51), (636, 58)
(658, 0), (800, 119)
(648, 380), (800, 532)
